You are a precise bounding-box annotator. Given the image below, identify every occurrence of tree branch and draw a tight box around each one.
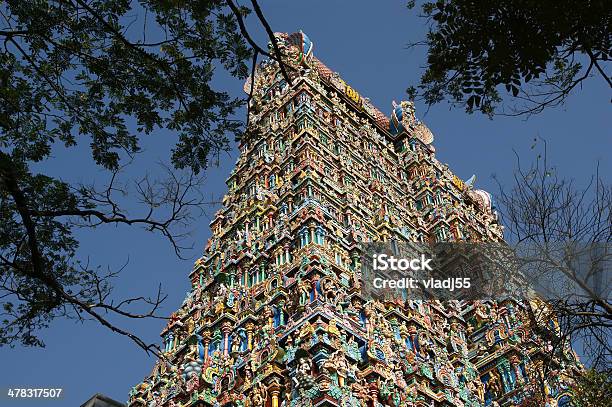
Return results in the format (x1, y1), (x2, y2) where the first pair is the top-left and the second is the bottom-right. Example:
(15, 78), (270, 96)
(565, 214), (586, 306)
(249, 0), (293, 85)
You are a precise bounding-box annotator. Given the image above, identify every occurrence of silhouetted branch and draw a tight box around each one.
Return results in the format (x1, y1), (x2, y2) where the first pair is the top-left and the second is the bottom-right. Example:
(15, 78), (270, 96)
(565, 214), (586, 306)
(495, 139), (612, 370)
(225, 0), (293, 86)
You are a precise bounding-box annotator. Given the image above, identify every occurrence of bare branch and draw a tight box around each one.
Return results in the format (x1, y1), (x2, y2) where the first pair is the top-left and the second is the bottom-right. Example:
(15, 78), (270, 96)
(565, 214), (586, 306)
(249, 0), (293, 85)
(496, 141), (612, 370)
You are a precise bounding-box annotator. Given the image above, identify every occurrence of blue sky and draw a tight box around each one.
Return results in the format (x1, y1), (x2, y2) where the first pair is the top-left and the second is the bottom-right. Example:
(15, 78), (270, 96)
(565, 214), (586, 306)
(0, 2), (609, 406)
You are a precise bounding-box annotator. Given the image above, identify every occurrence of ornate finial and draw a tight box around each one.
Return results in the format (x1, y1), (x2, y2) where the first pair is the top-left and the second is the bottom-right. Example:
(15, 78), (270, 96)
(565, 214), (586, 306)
(389, 100), (434, 144)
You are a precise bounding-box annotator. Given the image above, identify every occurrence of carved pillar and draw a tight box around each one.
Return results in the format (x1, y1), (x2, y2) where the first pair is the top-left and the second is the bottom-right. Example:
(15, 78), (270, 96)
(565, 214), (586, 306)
(268, 382), (281, 407)
(201, 331), (211, 363)
(221, 321), (232, 356)
(165, 333), (173, 352)
(246, 322), (255, 350)
(309, 224), (315, 244)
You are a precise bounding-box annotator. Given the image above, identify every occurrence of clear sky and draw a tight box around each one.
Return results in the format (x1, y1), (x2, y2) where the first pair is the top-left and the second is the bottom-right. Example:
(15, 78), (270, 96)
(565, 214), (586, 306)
(0, 2), (609, 406)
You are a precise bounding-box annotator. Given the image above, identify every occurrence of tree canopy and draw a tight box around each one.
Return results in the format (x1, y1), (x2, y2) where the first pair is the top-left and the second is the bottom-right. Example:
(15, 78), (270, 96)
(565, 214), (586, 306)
(408, 0), (611, 116)
(0, 0), (279, 352)
(571, 369), (612, 407)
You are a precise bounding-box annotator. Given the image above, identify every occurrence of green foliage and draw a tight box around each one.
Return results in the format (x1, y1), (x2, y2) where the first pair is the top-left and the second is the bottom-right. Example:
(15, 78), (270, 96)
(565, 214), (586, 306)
(2, 0), (250, 172)
(409, 0), (611, 116)
(571, 369), (612, 407)
(0, 0), (251, 348)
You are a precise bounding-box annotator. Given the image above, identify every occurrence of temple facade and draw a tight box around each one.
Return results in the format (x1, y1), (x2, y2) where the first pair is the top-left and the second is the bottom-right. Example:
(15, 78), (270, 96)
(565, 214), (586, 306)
(129, 32), (579, 407)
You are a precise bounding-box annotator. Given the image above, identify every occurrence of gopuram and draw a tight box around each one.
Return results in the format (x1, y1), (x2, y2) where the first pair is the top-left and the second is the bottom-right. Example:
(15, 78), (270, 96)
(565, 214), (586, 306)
(129, 32), (580, 407)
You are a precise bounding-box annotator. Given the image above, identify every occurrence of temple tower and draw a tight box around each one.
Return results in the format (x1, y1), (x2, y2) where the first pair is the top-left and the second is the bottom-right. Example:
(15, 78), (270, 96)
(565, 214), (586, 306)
(129, 32), (578, 407)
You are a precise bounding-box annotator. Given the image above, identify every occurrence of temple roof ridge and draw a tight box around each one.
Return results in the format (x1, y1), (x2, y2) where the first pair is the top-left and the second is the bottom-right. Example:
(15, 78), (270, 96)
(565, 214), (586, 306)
(262, 31), (435, 145)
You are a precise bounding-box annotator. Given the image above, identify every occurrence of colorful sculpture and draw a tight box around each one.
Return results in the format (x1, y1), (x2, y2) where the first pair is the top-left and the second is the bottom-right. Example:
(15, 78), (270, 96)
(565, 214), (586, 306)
(129, 32), (579, 407)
